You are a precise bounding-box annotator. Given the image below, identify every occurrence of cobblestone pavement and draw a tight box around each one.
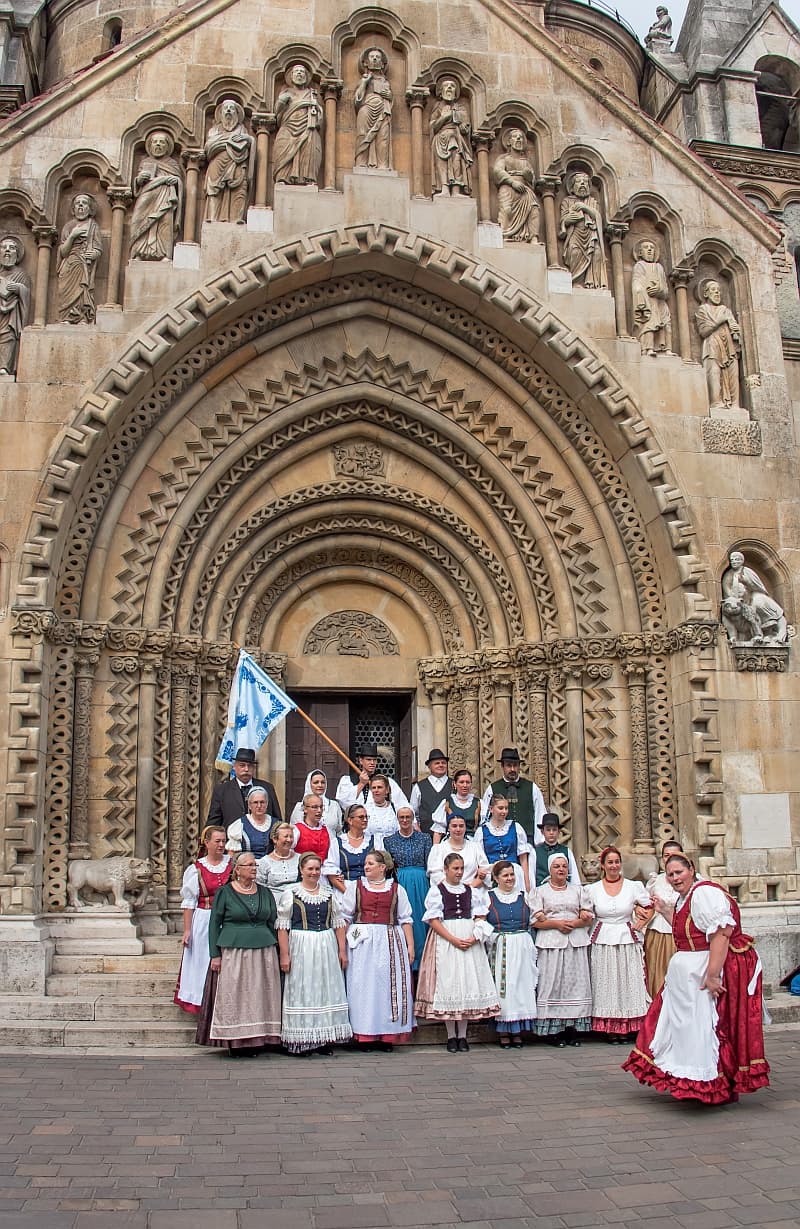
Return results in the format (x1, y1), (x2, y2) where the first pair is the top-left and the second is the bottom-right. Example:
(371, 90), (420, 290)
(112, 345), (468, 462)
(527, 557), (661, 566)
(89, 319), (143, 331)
(1, 1032), (799, 1229)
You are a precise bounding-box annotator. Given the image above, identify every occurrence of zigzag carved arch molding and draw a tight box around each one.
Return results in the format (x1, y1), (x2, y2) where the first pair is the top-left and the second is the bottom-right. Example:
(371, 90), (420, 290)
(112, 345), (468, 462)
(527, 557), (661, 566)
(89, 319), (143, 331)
(15, 225), (707, 630)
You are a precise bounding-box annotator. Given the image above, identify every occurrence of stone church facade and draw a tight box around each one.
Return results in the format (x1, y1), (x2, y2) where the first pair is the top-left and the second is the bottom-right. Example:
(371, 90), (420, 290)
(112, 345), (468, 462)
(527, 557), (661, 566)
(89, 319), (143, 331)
(1, 0), (799, 990)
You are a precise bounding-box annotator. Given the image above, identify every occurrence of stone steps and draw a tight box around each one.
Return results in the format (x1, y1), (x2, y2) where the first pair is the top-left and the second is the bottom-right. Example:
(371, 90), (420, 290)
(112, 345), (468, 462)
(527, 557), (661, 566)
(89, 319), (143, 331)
(0, 1019), (195, 1048)
(51, 952), (179, 975)
(47, 972), (178, 997)
(765, 994), (800, 1024)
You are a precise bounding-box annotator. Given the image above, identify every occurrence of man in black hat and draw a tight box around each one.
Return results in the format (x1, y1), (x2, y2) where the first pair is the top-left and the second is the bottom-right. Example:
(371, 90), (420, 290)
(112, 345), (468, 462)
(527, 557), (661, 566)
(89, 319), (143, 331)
(335, 742), (408, 811)
(481, 747), (546, 842)
(409, 749), (453, 834)
(533, 813), (581, 886)
(207, 747), (282, 827)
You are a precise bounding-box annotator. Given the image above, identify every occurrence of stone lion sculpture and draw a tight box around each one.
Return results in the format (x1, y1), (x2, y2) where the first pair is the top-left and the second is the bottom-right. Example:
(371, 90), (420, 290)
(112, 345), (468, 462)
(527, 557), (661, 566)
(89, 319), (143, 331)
(67, 856), (152, 910)
(580, 851), (657, 884)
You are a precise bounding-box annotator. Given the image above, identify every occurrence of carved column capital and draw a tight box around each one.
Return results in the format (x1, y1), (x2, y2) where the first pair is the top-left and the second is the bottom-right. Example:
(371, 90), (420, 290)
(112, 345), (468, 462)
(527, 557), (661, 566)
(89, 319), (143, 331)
(669, 264), (696, 289)
(182, 147), (205, 173)
(251, 111), (277, 136)
(321, 77), (344, 101)
(604, 221), (628, 245)
(472, 126), (495, 152)
(405, 86), (430, 110)
(622, 660), (648, 684)
(32, 225), (57, 247)
(534, 174), (560, 198)
(107, 186), (133, 211)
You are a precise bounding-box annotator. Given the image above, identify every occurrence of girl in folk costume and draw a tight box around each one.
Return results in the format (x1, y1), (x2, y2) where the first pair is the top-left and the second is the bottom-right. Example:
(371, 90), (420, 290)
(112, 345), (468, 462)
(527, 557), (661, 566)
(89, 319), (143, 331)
(472, 794), (532, 892)
(415, 852), (499, 1052)
(365, 773), (400, 842)
(623, 854), (770, 1104)
(277, 853), (352, 1055)
(324, 803), (380, 894)
(174, 825), (231, 1013)
(340, 850), (415, 1050)
(585, 847), (651, 1042)
(431, 768), (482, 842)
(384, 806), (432, 973)
(485, 860), (538, 1048)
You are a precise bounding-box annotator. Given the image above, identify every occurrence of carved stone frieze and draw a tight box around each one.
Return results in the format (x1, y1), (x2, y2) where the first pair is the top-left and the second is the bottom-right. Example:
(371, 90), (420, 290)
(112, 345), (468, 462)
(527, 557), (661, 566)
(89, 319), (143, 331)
(702, 419), (762, 456)
(304, 611), (399, 657)
(732, 645), (790, 672)
(332, 441), (385, 479)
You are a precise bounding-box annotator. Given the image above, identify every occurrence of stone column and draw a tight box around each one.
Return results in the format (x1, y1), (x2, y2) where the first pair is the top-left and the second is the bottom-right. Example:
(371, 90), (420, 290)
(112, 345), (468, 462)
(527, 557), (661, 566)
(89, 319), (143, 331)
(102, 187), (132, 309)
(536, 175), (561, 267)
(167, 664), (192, 899)
(564, 669), (588, 857)
(135, 655), (159, 861)
(252, 112), (277, 208)
(526, 672), (550, 801)
(406, 87), (429, 198)
(200, 667), (224, 822)
(624, 662), (653, 845)
(68, 649), (101, 859)
(493, 676), (513, 750)
(606, 221), (630, 337)
(429, 684), (450, 750)
(32, 226), (57, 327)
(670, 265), (695, 362)
(473, 129), (494, 224)
(322, 78), (343, 191)
(182, 149), (204, 244)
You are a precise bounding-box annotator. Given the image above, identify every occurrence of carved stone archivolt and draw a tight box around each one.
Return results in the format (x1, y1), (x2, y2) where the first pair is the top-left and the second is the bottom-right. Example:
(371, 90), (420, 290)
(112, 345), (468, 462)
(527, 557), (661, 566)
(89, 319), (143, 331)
(304, 612), (399, 657)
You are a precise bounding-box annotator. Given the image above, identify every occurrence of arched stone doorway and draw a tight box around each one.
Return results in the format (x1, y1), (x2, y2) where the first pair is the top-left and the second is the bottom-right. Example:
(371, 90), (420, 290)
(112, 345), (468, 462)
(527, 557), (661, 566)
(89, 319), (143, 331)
(5, 224), (716, 920)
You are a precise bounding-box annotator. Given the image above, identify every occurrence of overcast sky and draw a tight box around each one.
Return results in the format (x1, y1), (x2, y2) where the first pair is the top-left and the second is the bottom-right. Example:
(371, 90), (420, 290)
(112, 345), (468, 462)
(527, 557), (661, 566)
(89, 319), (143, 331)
(610, 0), (800, 43)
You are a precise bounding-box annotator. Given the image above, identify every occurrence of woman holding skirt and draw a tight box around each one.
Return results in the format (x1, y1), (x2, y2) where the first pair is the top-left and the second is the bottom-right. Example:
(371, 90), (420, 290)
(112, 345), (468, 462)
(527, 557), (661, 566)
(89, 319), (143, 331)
(531, 853), (594, 1047)
(415, 852), (499, 1052)
(384, 806), (432, 972)
(624, 853), (769, 1104)
(277, 853), (352, 1055)
(340, 851), (415, 1050)
(485, 860), (538, 1048)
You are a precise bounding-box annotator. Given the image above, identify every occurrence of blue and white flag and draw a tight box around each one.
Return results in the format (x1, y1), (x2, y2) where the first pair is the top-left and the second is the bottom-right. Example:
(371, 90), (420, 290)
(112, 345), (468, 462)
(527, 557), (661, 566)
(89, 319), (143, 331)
(215, 650), (297, 771)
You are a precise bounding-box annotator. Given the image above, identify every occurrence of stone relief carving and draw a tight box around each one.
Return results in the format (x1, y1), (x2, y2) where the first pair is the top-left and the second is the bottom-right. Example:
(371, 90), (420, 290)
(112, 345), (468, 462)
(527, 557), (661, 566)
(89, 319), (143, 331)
(430, 78), (473, 197)
(721, 550), (788, 646)
(354, 48), (393, 171)
(67, 856), (152, 909)
(493, 129), (539, 243)
(272, 64), (323, 186)
(695, 278), (742, 411)
(130, 131), (184, 261)
(645, 7), (673, 51)
(57, 193), (103, 324)
(204, 98), (253, 223)
(304, 611), (399, 657)
(0, 235), (31, 376)
(332, 440), (385, 478)
(631, 238), (672, 356)
(559, 172), (608, 288)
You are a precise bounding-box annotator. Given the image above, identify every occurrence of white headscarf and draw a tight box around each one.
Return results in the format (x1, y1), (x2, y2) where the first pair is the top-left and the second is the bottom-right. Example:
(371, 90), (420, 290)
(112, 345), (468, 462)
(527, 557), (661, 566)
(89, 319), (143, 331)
(289, 768), (343, 834)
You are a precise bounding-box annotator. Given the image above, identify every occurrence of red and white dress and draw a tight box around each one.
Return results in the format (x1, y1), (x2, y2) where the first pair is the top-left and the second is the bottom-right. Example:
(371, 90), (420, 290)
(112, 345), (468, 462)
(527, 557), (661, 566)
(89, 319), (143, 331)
(623, 880), (769, 1103)
(173, 856), (231, 1013)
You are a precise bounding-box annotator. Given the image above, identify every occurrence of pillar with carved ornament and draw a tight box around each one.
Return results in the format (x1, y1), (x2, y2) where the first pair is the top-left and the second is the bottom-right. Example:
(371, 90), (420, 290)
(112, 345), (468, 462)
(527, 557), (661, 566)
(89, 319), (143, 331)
(182, 148), (204, 244)
(102, 187), (132, 309)
(670, 265), (695, 361)
(564, 668), (588, 857)
(322, 78), (343, 191)
(624, 662), (654, 844)
(535, 175), (561, 267)
(32, 225), (57, 327)
(473, 129), (494, 223)
(252, 112), (276, 208)
(493, 676), (513, 750)
(526, 671), (550, 801)
(406, 86), (429, 198)
(69, 647), (101, 859)
(605, 221), (630, 337)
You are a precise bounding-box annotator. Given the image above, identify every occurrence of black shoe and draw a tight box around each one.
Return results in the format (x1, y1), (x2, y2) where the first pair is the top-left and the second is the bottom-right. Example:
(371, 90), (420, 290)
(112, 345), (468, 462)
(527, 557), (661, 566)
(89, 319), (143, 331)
(511, 1036), (523, 1049)
(377, 1041), (394, 1053)
(446, 1038), (459, 1054)
(316, 1045), (334, 1056)
(566, 1038), (582, 1047)
(548, 1036), (566, 1048)
(458, 1038), (469, 1053)
(499, 1036), (511, 1049)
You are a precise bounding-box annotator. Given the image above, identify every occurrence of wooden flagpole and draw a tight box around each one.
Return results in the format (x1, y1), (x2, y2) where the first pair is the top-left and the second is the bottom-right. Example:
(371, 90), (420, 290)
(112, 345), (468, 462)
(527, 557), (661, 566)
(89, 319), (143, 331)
(292, 704), (362, 775)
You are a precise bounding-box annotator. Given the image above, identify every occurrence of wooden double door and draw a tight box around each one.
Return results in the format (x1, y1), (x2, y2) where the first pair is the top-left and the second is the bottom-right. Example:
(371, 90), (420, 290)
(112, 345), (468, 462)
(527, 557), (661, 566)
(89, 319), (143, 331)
(285, 692), (414, 815)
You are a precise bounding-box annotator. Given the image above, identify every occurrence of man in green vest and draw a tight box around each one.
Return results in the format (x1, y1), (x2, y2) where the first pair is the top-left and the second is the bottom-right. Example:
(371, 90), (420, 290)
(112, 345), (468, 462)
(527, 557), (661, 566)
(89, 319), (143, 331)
(533, 813), (581, 886)
(481, 747), (547, 842)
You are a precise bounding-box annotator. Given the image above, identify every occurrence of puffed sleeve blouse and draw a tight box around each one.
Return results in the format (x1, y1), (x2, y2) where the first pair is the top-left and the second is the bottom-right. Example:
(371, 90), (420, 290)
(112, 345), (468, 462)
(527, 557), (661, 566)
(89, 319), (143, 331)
(339, 878), (413, 926)
(689, 884), (736, 939)
(530, 881), (593, 949)
(586, 878), (651, 945)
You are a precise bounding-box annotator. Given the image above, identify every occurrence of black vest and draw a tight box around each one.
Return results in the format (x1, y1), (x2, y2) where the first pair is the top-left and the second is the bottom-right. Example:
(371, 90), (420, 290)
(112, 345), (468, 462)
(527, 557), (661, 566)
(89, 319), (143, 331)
(416, 776), (453, 832)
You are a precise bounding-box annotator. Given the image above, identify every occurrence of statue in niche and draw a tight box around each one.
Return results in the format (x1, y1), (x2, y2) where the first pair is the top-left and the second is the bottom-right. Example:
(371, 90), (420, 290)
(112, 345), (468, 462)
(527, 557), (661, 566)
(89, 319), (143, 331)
(272, 64), (323, 186)
(430, 77), (473, 197)
(645, 7), (673, 51)
(559, 171), (607, 288)
(695, 278), (742, 410)
(0, 236), (31, 376)
(204, 98), (253, 223)
(354, 47), (393, 171)
(130, 130), (184, 261)
(493, 129), (539, 243)
(721, 550), (788, 646)
(57, 193), (103, 324)
(631, 237), (673, 356)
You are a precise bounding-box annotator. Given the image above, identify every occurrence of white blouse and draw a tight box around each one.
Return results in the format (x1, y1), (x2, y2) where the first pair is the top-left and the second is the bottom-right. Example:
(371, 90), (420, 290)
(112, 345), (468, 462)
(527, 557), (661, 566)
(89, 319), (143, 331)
(647, 871), (679, 935)
(421, 880), (490, 922)
(225, 816), (270, 853)
(585, 878), (651, 945)
(275, 882), (344, 930)
(364, 800), (400, 841)
(430, 792), (478, 835)
(179, 855), (230, 909)
(321, 832), (384, 879)
(256, 852), (300, 892)
(339, 878), (413, 926)
(427, 837), (490, 887)
(687, 883), (736, 939)
(531, 881), (594, 949)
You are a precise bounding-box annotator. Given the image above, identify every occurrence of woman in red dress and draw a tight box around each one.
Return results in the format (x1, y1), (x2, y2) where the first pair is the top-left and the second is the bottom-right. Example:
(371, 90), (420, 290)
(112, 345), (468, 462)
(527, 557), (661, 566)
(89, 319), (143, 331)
(623, 853), (769, 1104)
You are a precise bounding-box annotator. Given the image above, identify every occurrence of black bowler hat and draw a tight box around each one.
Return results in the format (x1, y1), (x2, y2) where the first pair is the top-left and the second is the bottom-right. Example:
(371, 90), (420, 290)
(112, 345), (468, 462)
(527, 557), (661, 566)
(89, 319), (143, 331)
(498, 747), (521, 763)
(425, 748), (449, 765)
(358, 743), (379, 758)
(538, 812), (564, 830)
(234, 747), (256, 764)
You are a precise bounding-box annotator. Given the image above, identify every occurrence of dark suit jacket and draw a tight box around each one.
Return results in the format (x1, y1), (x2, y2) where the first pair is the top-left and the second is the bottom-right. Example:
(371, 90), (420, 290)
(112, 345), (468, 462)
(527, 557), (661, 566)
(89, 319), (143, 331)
(207, 776), (282, 826)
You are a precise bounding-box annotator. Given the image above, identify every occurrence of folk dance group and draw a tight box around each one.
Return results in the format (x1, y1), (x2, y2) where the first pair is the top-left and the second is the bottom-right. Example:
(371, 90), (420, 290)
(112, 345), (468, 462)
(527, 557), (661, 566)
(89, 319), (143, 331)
(174, 745), (769, 1103)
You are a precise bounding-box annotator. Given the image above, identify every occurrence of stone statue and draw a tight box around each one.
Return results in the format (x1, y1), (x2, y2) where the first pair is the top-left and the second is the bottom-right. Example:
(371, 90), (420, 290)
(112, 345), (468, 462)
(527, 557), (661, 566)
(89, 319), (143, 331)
(354, 47), (393, 171)
(430, 78), (473, 197)
(631, 237), (672, 355)
(272, 64), (323, 186)
(67, 856), (153, 909)
(645, 6), (673, 51)
(695, 278), (742, 410)
(204, 98), (253, 223)
(721, 550), (788, 646)
(559, 171), (607, 288)
(130, 130), (184, 261)
(493, 128), (539, 243)
(0, 235), (31, 376)
(57, 193), (103, 324)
